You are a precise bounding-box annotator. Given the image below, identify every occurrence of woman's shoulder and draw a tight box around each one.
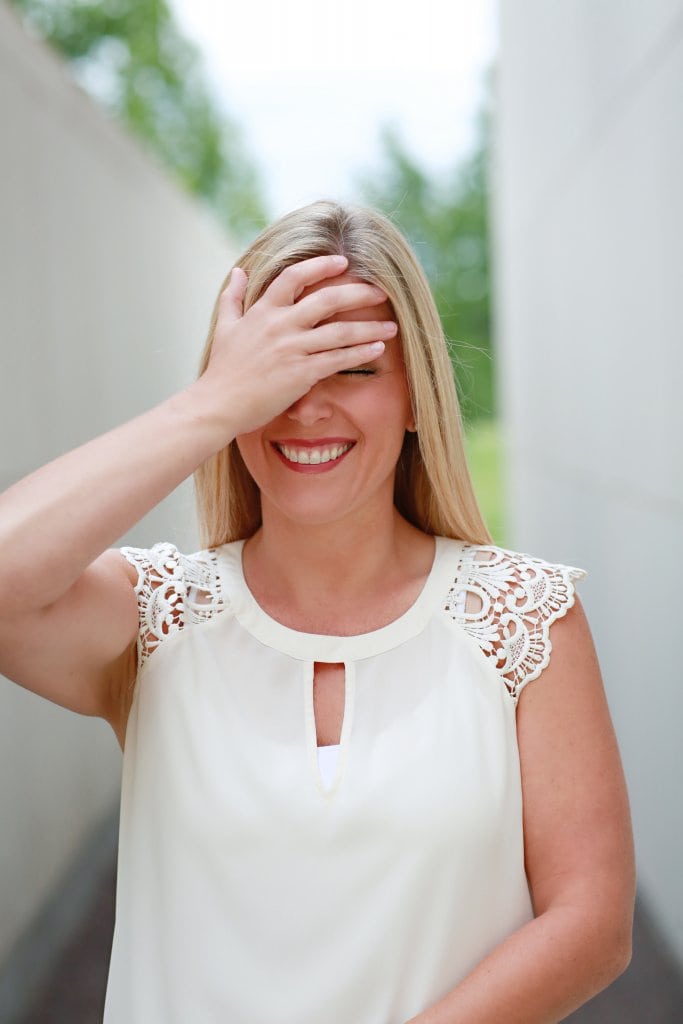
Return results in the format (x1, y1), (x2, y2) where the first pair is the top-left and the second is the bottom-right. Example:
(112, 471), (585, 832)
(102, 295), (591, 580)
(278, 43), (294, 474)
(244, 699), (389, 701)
(452, 538), (586, 588)
(119, 539), (223, 582)
(118, 540), (228, 669)
(440, 538), (588, 703)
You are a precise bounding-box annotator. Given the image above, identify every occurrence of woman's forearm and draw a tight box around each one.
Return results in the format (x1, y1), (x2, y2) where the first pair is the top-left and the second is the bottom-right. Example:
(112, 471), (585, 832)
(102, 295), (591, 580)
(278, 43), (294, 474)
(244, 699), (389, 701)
(405, 903), (631, 1024)
(0, 382), (232, 614)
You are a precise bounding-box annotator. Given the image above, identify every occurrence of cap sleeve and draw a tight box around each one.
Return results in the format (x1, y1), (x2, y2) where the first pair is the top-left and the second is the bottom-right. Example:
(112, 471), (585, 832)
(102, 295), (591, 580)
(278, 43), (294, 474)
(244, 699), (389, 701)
(444, 544), (588, 704)
(119, 542), (223, 671)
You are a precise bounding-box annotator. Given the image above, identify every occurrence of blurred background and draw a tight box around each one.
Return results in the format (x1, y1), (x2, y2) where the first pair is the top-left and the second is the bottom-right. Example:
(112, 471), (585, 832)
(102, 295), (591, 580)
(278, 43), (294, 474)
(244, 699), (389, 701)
(0, 0), (681, 1020)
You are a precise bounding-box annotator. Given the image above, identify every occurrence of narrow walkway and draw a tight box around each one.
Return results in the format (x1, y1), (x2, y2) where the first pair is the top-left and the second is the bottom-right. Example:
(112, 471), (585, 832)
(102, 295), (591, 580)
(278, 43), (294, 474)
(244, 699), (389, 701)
(18, 870), (683, 1022)
(18, 859), (115, 1023)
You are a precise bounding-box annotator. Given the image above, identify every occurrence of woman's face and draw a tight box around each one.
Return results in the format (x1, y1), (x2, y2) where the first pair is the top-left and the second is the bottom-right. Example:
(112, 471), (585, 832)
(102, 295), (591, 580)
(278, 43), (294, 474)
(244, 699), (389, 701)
(235, 273), (415, 529)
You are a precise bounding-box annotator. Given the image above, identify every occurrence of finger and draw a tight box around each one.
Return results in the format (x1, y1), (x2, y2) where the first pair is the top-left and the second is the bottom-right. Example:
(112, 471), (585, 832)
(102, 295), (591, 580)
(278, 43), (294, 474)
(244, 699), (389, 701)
(308, 318), (398, 354)
(312, 340), (388, 378)
(295, 281), (389, 326)
(264, 255), (348, 306)
(218, 267), (248, 323)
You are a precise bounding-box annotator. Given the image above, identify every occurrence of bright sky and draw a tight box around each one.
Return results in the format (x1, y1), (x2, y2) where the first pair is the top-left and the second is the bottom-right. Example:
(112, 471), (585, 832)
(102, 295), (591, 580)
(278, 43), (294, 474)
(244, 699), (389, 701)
(168, 0), (498, 219)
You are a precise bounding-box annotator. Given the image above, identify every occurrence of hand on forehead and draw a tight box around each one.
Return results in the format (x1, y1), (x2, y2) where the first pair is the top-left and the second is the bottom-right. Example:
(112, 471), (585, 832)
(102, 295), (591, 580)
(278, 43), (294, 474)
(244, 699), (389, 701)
(299, 272), (395, 325)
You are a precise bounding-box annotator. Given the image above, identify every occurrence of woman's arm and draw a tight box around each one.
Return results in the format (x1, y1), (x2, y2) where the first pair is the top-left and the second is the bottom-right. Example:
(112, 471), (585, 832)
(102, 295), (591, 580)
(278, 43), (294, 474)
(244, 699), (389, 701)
(0, 258), (390, 614)
(0, 258), (394, 732)
(406, 595), (635, 1024)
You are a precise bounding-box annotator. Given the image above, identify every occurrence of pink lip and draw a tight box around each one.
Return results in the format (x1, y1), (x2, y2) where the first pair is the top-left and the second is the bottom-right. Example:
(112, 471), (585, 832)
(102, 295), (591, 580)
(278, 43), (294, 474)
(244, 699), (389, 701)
(270, 440), (356, 474)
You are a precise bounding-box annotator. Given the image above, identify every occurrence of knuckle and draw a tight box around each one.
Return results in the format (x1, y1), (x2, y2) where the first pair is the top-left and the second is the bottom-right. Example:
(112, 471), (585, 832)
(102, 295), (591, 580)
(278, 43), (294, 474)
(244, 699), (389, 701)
(264, 320), (283, 344)
(279, 263), (296, 282)
(360, 283), (385, 303)
(331, 342), (354, 365)
(351, 321), (375, 342)
(315, 320), (342, 343)
(279, 263), (305, 290)
(312, 288), (338, 318)
(329, 320), (348, 341)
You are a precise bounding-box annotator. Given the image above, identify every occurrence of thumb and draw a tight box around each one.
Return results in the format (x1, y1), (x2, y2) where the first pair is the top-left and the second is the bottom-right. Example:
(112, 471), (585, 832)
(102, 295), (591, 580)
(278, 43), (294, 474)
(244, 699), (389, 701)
(218, 266), (248, 323)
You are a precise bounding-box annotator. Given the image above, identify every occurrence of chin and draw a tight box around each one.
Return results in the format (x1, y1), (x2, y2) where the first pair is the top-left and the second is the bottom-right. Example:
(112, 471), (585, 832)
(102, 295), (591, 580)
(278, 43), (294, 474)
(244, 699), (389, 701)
(259, 474), (397, 530)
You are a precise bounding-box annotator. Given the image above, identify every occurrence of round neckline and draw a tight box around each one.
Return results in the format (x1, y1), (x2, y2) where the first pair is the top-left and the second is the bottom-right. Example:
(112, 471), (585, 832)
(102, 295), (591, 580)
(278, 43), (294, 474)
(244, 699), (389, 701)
(214, 535), (465, 661)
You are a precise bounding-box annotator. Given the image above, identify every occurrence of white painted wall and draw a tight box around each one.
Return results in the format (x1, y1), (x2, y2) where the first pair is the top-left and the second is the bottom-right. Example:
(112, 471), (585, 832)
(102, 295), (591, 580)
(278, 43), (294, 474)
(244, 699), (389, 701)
(493, 0), (683, 962)
(0, 0), (235, 967)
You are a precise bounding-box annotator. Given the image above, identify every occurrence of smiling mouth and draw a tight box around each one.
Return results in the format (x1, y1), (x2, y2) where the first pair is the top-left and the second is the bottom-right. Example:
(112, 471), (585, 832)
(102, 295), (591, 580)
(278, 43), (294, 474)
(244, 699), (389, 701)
(272, 441), (355, 466)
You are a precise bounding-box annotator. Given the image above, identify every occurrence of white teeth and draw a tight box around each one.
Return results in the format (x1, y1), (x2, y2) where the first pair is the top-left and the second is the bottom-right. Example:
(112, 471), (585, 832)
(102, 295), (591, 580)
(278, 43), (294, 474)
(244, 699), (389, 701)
(276, 443), (353, 465)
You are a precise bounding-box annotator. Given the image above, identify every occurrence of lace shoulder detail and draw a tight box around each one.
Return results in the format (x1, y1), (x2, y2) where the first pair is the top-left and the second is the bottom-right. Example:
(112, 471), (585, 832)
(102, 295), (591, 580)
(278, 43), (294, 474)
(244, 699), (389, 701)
(443, 543), (587, 704)
(120, 542), (224, 670)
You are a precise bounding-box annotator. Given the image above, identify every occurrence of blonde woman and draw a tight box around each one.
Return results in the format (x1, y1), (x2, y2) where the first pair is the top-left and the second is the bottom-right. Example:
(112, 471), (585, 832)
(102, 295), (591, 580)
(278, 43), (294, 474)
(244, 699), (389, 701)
(0, 201), (634, 1023)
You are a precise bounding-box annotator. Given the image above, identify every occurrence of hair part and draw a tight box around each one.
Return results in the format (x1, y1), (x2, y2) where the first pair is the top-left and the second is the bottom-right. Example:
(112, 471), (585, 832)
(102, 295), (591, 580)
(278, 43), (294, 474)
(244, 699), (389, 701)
(194, 199), (492, 547)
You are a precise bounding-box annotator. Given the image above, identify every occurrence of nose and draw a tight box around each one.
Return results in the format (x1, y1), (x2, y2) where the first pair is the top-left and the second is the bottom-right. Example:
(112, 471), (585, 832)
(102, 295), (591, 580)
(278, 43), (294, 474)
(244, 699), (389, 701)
(286, 380), (333, 426)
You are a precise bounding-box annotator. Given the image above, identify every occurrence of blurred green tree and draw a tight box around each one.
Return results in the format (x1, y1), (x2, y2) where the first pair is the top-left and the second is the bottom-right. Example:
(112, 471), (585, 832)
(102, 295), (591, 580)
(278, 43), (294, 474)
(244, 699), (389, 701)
(10, 0), (267, 239)
(357, 93), (494, 425)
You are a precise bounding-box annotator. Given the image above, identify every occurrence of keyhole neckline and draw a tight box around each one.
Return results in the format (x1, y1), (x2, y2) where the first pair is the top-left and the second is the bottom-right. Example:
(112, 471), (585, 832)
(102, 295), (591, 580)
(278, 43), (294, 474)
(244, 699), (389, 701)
(214, 536), (465, 662)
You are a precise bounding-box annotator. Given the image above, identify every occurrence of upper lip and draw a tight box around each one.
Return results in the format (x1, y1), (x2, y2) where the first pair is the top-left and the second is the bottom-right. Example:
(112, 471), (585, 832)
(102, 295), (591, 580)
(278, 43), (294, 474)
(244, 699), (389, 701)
(271, 438), (356, 448)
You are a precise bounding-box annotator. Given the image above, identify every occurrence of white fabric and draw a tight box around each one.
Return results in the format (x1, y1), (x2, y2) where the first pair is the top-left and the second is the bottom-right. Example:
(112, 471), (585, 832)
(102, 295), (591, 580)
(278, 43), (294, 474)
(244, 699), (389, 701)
(317, 743), (340, 789)
(105, 536), (586, 1024)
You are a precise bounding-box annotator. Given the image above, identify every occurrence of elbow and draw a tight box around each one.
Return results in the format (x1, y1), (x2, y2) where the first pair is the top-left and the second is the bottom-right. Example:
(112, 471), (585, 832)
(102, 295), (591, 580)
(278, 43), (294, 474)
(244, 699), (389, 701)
(553, 897), (635, 995)
(591, 911), (634, 990)
(611, 926), (633, 979)
(604, 929), (632, 982)
(607, 884), (636, 980)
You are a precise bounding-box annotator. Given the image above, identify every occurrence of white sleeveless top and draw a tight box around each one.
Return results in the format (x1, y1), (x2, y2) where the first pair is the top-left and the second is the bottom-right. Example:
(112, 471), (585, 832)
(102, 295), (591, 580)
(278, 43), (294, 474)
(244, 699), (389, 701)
(105, 537), (586, 1024)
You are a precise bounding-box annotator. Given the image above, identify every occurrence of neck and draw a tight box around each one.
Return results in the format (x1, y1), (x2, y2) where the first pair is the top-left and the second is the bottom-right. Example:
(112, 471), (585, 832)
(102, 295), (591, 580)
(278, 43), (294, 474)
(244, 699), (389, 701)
(244, 501), (429, 607)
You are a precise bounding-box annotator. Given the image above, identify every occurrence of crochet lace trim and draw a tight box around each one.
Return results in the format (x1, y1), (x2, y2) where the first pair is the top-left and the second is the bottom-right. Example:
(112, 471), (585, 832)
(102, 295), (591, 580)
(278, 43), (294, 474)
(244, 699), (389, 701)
(120, 541), (586, 700)
(120, 542), (224, 669)
(443, 544), (587, 703)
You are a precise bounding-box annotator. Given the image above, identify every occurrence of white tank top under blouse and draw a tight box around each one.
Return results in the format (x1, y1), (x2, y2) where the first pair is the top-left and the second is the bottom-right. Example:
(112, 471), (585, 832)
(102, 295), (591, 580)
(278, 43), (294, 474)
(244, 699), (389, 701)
(317, 742), (340, 787)
(105, 536), (586, 1024)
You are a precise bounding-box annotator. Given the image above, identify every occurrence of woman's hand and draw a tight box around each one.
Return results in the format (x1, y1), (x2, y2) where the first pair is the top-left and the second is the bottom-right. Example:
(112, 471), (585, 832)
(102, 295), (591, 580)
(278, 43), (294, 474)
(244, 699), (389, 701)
(191, 255), (397, 437)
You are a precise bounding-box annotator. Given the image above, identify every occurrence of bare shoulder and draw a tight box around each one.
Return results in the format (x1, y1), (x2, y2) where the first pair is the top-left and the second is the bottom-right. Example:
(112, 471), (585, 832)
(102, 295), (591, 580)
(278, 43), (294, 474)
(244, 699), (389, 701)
(516, 595), (612, 778)
(516, 593), (605, 728)
(0, 547), (140, 751)
(98, 546), (139, 585)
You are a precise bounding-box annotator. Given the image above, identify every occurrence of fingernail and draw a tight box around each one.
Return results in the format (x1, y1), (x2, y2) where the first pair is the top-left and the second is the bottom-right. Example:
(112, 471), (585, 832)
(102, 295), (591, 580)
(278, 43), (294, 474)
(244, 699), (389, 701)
(332, 255), (347, 266)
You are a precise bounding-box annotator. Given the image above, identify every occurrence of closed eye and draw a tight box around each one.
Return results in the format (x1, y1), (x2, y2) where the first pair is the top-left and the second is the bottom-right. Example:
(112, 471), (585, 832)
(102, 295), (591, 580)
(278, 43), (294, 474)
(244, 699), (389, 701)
(337, 368), (377, 376)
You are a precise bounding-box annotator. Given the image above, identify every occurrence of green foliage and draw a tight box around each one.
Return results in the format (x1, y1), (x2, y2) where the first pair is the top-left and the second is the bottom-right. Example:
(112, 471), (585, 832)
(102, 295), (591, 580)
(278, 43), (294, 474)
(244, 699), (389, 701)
(463, 417), (505, 545)
(357, 88), (494, 425)
(11, 0), (267, 239)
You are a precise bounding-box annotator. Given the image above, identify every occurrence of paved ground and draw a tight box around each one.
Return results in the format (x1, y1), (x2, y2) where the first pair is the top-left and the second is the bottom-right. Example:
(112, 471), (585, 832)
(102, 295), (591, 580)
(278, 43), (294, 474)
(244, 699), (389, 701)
(17, 861), (683, 1023)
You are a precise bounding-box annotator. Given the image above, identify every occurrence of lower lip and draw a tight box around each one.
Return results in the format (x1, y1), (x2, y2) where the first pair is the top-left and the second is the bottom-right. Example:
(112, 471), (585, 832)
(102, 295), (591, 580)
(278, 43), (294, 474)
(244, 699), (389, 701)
(271, 443), (355, 474)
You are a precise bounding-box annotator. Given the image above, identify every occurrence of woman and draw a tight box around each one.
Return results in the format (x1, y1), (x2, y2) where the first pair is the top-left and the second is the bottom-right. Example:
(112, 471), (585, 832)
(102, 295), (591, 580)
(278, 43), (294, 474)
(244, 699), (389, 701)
(0, 201), (634, 1023)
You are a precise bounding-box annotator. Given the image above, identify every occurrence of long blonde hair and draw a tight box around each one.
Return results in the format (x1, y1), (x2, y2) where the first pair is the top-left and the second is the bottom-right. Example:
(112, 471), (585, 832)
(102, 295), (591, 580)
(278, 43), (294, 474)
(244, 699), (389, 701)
(194, 200), (492, 547)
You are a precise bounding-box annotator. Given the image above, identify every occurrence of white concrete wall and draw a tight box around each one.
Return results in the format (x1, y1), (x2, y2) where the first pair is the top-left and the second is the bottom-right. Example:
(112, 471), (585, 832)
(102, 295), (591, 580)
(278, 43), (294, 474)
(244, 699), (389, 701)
(0, 0), (235, 968)
(493, 0), (683, 962)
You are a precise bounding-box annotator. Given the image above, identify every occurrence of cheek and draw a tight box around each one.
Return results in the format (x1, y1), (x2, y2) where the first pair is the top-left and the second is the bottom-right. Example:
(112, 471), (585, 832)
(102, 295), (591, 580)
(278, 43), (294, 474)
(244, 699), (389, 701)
(234, 432), (266, 479)
(354, 392), (414, 451)
(376, 379), (413, 429)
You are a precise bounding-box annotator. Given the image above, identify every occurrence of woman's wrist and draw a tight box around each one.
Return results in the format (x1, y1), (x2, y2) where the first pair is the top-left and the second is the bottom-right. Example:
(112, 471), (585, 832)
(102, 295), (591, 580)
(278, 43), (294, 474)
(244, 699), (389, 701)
(169, 378), (242, 454)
